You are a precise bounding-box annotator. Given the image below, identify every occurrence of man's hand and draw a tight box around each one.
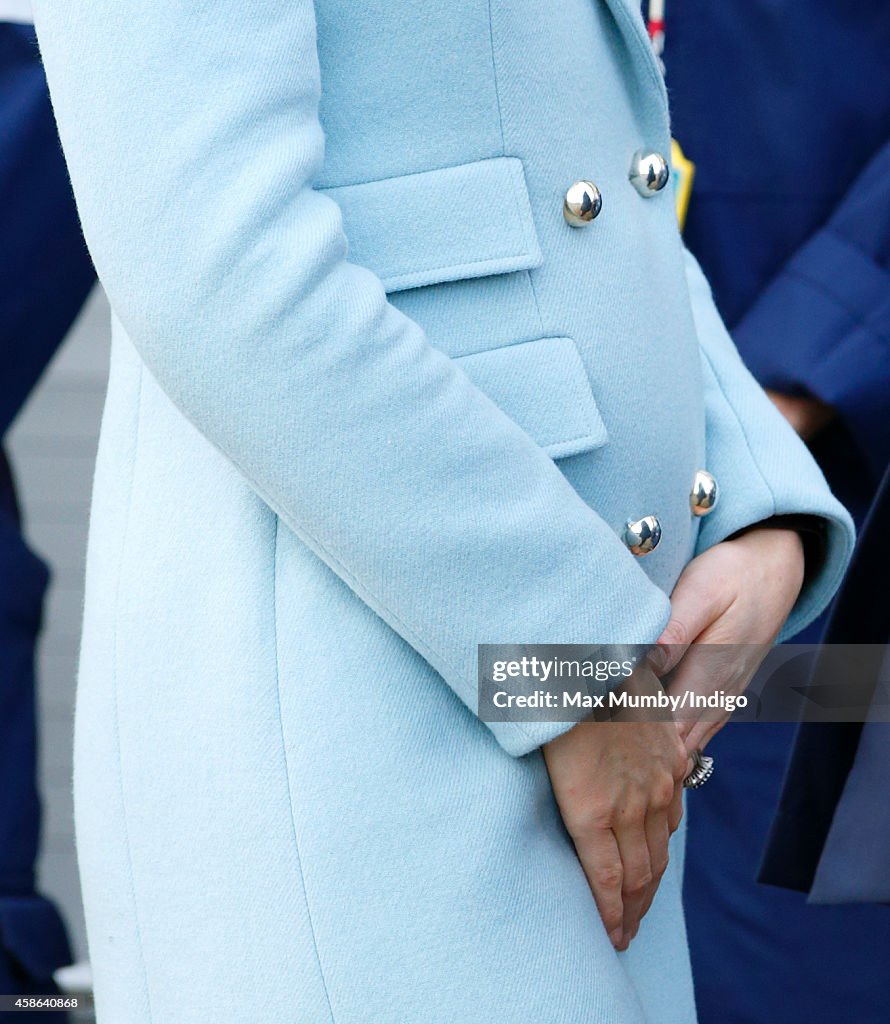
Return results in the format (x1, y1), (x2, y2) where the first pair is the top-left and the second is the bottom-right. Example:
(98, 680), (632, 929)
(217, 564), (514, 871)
(766, 389), (835, 440)
(543, 669), (688, 951)
(650, 526), (805, 753)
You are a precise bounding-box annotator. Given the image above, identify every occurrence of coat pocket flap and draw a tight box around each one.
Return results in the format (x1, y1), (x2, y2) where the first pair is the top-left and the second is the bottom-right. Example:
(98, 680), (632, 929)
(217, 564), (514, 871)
(319, 157), (543, 292)
(454, 337), (609, 460)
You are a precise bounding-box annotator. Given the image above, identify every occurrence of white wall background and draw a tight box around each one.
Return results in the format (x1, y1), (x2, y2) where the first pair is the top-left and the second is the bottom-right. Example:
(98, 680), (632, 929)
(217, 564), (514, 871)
(7, 286), (111, 963)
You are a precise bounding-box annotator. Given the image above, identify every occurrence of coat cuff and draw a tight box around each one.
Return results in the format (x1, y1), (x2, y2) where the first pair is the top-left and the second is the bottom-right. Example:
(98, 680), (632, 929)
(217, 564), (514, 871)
(476, 570), (672, 757)
(696, 347), (854, 641)
(684, 250), (855, 641)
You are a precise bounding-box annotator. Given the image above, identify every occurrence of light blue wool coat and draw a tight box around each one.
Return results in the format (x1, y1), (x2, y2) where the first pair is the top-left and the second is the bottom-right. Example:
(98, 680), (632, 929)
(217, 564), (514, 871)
(33, 1), (853, 1021)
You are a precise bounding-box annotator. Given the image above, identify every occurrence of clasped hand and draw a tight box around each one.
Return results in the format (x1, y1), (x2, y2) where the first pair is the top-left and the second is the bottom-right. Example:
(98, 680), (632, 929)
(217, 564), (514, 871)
(543, 526), (805, 951)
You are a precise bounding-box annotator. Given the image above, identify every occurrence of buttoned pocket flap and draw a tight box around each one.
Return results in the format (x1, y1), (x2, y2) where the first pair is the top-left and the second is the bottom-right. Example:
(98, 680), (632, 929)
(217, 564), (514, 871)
(319, 157), (542, 292)
(454, 337), (608, 460)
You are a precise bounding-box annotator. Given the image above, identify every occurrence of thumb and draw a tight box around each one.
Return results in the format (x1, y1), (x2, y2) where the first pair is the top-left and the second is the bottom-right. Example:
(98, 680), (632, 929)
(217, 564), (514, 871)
(649, 559), (723, 676)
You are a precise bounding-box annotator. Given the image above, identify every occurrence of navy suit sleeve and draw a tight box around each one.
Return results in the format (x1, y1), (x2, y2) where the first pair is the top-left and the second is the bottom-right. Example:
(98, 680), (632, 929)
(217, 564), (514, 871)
(0, 22), (95, 438)
(733, 140), (890, 481)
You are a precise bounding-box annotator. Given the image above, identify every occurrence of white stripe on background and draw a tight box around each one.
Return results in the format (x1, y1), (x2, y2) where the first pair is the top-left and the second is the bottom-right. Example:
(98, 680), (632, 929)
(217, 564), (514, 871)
(0, 0), (33, 25)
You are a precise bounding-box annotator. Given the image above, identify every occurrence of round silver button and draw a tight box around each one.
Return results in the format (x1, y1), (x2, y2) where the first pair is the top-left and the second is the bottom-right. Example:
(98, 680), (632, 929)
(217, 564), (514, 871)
(690, 470), (719, 517)
(629, 151), (670, 197)
(624, 515), (662, 556)
(564, 180), (603, 226)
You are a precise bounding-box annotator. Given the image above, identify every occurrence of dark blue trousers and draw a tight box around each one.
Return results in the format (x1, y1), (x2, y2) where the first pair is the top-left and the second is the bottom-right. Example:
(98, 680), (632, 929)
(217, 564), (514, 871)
(0, 453), (71, 1021)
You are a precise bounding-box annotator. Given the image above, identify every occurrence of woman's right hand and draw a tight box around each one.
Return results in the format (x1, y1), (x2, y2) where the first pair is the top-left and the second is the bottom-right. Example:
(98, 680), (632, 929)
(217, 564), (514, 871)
(543, 671), (688, 950)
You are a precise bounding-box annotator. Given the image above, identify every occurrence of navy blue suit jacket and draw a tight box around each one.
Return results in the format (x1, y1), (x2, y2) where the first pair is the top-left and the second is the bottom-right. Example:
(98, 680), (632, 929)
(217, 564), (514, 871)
(668, 1), (890, 518)
(667, 0), (890, 908)
(667, 4), (890, 1020)
(760, 466), (890, 903)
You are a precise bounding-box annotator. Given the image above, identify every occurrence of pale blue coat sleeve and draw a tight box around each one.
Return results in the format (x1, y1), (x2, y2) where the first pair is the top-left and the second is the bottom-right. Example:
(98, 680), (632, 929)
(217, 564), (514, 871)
(684, 250), (855, 640)
(31, 0), (678, 757)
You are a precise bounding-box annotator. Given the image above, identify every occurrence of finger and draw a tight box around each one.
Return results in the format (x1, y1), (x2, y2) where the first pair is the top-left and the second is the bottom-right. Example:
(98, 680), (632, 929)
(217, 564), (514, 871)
(685, 715), (728, 756)
(574, 827), (625, 949)
(667, 779), (685, 835)
(651, 567), (726, 676)
(612, 811), (653, 949)
(647, 635), (689, 677)
(679, 643), (767, 753)
(676, 711), (702, 749)
(664, 643), (724, 745)
(633, 807), (671, 936)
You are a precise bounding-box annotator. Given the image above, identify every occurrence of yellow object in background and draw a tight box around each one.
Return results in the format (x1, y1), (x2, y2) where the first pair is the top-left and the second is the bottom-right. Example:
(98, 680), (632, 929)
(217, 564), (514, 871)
(671, 138), (695, 232)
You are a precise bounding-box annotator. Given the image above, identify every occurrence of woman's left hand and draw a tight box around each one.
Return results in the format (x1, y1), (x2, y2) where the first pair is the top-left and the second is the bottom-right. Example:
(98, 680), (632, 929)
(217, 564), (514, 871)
(647, 527), (806, 754)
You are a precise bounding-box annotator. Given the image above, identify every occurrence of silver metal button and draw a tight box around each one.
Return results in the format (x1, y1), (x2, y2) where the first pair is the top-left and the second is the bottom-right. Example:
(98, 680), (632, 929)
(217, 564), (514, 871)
(564, 180), (603, 226)
(629, 151), (670, 197)
(624, 515), (662, 555)
(690, 470), (719, 517)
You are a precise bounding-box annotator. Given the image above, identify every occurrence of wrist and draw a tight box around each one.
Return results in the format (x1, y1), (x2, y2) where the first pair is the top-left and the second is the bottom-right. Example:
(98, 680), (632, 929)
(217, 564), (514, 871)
(730, 514), (823, 593)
